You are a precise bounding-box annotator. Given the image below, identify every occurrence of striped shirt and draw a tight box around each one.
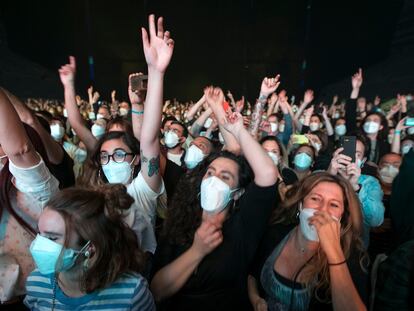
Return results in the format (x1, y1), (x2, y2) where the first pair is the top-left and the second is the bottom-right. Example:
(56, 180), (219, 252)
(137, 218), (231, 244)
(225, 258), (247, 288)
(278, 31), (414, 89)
(24, 270), (155, 311)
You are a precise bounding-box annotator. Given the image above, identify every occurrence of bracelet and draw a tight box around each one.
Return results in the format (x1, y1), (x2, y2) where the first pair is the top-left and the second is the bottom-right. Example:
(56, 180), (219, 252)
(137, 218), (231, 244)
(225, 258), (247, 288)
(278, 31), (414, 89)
(328, 259), (347, 266)
(131, 109), (144, 115)
(394, 130), (401, 135)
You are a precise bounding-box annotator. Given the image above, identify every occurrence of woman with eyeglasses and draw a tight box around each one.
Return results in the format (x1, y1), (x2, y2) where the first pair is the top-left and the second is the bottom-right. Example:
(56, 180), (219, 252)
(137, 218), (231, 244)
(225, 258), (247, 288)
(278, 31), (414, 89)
(24, 184), (155, 311)
(74, 15), (173, 255)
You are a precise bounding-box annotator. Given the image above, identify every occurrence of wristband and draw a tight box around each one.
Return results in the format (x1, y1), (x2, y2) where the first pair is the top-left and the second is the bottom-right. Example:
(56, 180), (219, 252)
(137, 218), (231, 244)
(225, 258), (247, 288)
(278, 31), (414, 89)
(394, 130), (401, 135)
(328, 259), (347, 266)
(131, 109), (144, 115)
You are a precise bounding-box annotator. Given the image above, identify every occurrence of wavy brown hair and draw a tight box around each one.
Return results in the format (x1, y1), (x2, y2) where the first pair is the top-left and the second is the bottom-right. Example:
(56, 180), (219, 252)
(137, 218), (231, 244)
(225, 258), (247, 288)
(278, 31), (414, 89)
(47, 184), (145, 293)
(271, 172), (367, 301)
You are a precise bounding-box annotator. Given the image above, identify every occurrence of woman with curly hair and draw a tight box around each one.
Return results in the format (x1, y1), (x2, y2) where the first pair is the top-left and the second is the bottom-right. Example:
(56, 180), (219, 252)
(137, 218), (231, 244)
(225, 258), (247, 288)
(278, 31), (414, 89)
(150, 85), (279, 311)
(24, 184), (154, 310)
(248, 172), (368, 311)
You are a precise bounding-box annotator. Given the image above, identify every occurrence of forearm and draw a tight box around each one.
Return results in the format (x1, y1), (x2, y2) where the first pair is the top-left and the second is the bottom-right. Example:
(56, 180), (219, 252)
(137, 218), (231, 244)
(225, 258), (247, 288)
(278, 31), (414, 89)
(323, 115), (334, 136)
(186, 96), (205, 121)
(151, 247), (203, 302)
(0, 89), (39, 167)
(63, 84), (97, 152)
(247, 275), (263, 307)
(234, 127), (277, 186)
(131, 103), (144, 141)
(350, 87), (360, 100)
(266, 101), (275, 117)
(391, 133), (401, 154)
(190, 108), (212, 137)
(295, 102), (308, 119)
(330, 265), (366, 311)
(248, 100), (265, 137)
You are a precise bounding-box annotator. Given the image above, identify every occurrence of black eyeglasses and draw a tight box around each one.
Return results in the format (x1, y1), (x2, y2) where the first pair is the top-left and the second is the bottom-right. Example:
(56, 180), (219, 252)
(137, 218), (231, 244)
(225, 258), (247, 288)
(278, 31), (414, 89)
(99, 149), (134, 165)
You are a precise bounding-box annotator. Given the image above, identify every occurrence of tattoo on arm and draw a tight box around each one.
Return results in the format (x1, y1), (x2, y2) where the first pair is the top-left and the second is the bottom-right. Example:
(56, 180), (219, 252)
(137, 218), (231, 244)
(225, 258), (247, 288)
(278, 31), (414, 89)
(140, 150), (160, 177)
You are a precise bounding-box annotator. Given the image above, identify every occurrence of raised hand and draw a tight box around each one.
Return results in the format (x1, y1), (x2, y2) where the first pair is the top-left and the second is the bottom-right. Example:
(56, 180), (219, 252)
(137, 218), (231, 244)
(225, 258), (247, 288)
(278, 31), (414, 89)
(221, 111), (244, 137)
(92, 91), (100, 103)
(58, 56), (76, 86)
(328, 148), (352, 175)
(204, 86), (225, 109)
(260, 75), (280, 98)
(235, 96), (245, 113)
(303, 89), (314, 105)
(374, 95), (381, 106)
(141, 15), (174, 73)
(111, 90), (117, 103)
(351, 68), (363, 90)
(396, 117), (409, 131)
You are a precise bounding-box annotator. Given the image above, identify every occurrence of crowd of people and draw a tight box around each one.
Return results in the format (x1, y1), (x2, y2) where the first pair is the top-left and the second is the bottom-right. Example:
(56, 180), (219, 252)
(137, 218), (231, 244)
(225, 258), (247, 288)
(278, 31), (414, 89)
(1, 14), (413, 311)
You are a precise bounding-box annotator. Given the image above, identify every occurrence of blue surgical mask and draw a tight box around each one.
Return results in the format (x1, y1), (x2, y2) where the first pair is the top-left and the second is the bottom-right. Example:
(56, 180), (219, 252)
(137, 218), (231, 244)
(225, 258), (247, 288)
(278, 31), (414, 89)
(91, 124), (106, 139)
(30, 234), (90, 275)
(74, 148), (87, 163)
(102, 157), (135, 185)
(335, 124), (346, 136)
(294, 153), (312, 170)
(402, 144), (413, 155)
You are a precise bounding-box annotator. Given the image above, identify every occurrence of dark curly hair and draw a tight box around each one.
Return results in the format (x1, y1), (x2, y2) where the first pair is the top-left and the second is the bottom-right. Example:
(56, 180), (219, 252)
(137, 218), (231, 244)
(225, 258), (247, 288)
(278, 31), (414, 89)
(162, 151), (253, 246)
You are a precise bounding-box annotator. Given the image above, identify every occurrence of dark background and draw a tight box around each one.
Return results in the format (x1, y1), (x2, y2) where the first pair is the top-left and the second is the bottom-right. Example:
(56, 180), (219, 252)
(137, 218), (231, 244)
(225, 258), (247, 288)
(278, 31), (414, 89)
(0, 0), (408, 102)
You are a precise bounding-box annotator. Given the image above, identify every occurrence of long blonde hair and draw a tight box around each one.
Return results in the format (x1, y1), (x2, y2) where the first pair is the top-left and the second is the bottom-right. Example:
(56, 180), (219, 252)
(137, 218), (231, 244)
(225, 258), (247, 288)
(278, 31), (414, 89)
(276, 172), (367, 301)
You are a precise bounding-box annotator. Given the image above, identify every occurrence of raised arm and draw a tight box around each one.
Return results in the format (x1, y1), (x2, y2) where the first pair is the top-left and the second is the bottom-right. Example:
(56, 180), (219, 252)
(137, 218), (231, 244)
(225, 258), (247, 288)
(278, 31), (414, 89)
(222, 109), (278, 187)
(322, 106), (334, 136)
(0, 89), (39, 167)
(189, 107), (212, 137)
(140, 14), (174, 192)
(346, 68), (363, 134)
(249, 75), (280, 138)
(186, 94), (206, 122)
(392, 117), (408, 154)
(59, 56), (97, 153)
(204, 86), (241, 154)
(2, 88), (64, 165)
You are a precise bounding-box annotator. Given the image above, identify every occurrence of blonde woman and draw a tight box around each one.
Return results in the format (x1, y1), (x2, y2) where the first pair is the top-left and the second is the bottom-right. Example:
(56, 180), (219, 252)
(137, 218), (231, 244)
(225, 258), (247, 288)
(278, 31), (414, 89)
(248, 172), (367, 311)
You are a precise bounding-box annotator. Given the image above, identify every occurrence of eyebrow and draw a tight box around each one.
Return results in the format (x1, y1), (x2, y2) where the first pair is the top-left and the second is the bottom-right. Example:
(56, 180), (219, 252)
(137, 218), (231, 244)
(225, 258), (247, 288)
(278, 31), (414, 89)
(43, 231), (63, 236)
(207, 166), (235, 180)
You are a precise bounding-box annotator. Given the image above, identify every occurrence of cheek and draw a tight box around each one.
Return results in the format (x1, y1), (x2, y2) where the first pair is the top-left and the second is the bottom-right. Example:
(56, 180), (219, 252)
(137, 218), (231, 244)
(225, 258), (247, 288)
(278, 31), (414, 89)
(329, 208), (344, 220)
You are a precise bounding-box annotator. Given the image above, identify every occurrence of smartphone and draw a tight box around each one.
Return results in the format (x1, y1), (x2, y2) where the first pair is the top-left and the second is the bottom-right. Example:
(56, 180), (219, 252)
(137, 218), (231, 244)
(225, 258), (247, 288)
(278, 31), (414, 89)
(131, 75), (148, 93)
(291, 134), (309, 145)
(405, 117), (414, 127)
(339, 136), (356, 163)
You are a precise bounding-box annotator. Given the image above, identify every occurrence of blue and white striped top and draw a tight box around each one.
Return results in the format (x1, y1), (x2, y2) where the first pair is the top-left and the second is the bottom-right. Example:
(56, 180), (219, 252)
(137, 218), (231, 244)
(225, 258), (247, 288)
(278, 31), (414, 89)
(24, 270), (155, 311)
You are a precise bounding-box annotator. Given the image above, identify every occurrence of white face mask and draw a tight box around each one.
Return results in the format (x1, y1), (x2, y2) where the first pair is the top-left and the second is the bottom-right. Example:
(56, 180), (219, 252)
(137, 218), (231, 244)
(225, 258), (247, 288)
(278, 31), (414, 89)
(200, 176), (237, 214)
(184, 145), (205, 169)
(357, 158), (365, 168)
(50, 124), (65, 140)
(408, 127), (414, 135)
(299, 117), (305, 125)
(119, 108), (129, 116)
(63, 109), (68, 118)
(334, 112), (340, 119)
(204, 118), (213, 129)
(270, 122), (278, 132)
(299, 207), (320, 242)
(299, 203), (339, 242)
(91, 124), (106, 139)
(335, 124), (346, 136)
(278, 124), (285, 133)
(363, 121), (380, 134)
(267, 152), (279, 166)
(96, 113), (105, 120)
(102, 157), (135, 185)
(164, 131), (180, 148)
(379, 165), (399, 184)
(309, 122), (320, 132)
(311, 141), (322, 153)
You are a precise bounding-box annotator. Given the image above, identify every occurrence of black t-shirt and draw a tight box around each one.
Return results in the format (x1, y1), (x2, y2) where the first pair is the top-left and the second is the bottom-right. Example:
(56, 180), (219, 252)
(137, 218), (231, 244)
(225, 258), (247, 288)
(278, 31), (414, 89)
(48, 146), (75, 189)
(152, 182), (277, 311)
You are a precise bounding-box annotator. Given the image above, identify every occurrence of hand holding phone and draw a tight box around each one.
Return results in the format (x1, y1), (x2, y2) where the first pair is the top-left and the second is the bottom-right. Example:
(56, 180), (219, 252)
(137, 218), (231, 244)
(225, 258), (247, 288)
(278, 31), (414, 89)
(339, 136), (356, 163)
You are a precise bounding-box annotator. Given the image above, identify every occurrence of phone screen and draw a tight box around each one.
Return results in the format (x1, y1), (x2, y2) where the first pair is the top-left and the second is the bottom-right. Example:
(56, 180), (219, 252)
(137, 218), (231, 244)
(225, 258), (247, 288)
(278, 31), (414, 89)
(339, 136), (356, 163)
